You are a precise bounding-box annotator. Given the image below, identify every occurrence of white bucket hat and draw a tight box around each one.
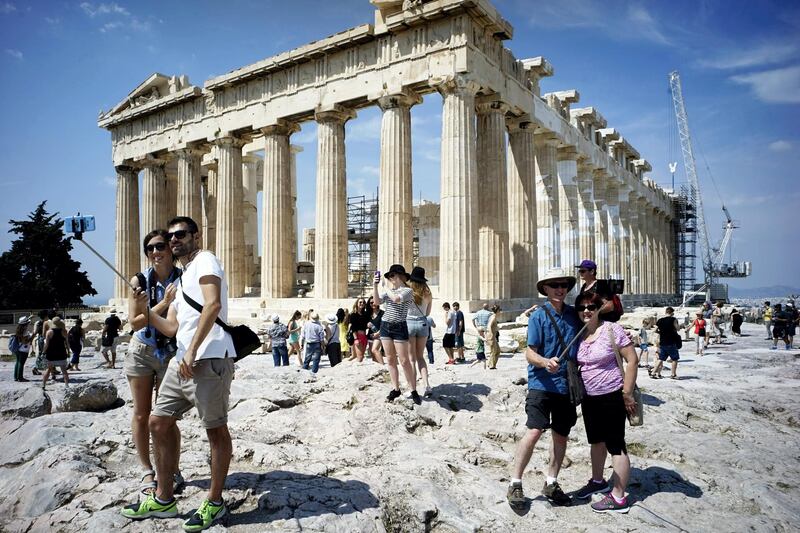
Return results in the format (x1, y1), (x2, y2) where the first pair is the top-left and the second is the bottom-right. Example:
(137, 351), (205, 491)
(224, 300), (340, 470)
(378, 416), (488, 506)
(536, 267), (577, 296)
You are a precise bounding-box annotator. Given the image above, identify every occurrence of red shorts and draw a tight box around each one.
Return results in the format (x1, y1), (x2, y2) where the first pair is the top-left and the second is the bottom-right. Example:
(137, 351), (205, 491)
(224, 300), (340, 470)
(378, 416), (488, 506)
(355, 332), (368, 348)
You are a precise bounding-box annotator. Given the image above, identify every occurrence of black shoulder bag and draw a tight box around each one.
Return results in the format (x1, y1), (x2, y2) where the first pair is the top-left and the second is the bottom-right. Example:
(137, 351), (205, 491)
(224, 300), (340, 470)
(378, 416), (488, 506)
(180, 287), (260, 361)
(541, 306), (587, 406)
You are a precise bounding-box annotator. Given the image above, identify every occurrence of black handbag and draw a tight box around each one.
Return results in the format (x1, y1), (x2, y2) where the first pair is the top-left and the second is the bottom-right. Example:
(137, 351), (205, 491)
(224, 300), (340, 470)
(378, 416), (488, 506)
(180, 290), (260, 361)
(541, 306), (586, 406)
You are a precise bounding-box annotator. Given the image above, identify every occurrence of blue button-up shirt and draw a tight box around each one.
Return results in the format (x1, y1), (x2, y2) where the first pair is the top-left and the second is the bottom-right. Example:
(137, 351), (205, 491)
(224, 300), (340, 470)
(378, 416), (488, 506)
(526, 302), (582, 394)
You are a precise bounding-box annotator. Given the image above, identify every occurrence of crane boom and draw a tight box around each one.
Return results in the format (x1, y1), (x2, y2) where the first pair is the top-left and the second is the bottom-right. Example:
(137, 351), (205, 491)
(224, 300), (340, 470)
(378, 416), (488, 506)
(669, 71), (713, 276)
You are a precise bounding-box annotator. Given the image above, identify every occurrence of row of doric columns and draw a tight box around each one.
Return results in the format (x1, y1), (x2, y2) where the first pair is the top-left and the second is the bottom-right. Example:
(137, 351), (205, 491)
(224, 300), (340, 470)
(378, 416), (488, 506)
(113, 86), (677, 302)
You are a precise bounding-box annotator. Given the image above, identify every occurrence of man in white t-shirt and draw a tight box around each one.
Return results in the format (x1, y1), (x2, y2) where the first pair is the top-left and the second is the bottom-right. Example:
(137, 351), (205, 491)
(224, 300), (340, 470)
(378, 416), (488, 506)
(122, 216), (233, 531)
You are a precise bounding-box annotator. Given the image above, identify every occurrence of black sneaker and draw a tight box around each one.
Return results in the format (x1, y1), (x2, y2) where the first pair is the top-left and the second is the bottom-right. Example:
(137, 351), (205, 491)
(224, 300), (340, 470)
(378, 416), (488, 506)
(410, 390), (422, 405)
(574, 479), (611, 500)
(542, 481), (571, 506)
(386, 389), (402, 402)
(507, 483), (525, 509)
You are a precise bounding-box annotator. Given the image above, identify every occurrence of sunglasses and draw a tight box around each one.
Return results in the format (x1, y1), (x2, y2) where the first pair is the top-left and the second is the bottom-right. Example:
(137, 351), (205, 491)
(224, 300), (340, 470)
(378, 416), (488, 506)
(578, 269), (588, 273)
(166, 229), (193, 241)
(545, 282), (570, 289)
(145, 242), (167, 253)
(576, 304), (599, 312)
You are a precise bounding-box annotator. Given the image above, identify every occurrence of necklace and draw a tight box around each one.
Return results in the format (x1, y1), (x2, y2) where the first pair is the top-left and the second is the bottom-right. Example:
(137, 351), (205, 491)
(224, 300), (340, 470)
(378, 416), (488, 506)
(182, 249), (202, 268)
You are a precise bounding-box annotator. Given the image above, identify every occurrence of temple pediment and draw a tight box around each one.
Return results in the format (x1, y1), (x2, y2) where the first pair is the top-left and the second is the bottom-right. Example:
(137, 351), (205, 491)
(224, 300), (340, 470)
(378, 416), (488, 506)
(101, 73), (194, 121)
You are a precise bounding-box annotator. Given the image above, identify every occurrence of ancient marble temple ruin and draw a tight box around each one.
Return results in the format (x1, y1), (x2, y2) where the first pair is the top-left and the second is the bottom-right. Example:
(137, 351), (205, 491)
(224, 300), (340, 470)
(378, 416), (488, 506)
(99, 0), (676, 314)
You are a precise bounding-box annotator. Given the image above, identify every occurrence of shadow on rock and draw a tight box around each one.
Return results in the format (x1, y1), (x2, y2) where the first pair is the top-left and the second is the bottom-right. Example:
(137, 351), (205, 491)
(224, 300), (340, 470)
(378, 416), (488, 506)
(222, 471), (379, 526)
(631, 465), (703, 501)
(431, 382), (491, 412)
(640, 392), (665, 406)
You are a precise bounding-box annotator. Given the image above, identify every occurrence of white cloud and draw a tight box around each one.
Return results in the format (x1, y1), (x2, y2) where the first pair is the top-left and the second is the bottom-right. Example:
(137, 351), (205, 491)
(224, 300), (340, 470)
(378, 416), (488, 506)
(769, 140), (792, 152)
(5, 48), (23, 60)
(730, 65), (800, 104)
(80, 2), (130, 18)
(102, 176), (116, 187)
(625, 4), (671, 46)
(0, 2), (16, 14)
(359, 165), (380, 176)
(347, 115), (381, 142)
(44, 16), (60, 24)
(698, 41), (799, 70)
(99, 21), (122, 33)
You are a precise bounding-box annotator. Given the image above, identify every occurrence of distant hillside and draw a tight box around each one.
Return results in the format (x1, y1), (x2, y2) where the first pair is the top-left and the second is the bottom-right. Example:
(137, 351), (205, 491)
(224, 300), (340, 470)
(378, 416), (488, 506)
(728, 285), (800, 298)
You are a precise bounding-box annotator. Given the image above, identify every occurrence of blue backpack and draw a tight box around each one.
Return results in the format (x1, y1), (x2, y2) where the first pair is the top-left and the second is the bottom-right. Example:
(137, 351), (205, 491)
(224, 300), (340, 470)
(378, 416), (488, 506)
(8, 335), (19, 353)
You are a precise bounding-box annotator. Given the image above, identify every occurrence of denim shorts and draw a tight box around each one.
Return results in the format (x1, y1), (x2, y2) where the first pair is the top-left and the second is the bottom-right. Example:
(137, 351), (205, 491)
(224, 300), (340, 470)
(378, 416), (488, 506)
(659, 344), (680, 361)
(454, 334), (465, 348)
(406, 317), (429, 338)
(380, 320), (409, 342)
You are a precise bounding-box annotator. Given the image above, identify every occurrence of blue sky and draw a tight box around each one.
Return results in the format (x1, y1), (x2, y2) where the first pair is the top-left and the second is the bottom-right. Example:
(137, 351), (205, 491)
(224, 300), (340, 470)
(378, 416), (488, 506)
(1, 0), (798, 303)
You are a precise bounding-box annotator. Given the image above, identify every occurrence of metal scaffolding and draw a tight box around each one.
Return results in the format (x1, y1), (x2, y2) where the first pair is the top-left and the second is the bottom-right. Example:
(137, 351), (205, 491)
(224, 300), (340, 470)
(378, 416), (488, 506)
(347, 194), (378, 292)
(673, 185), (697, 296)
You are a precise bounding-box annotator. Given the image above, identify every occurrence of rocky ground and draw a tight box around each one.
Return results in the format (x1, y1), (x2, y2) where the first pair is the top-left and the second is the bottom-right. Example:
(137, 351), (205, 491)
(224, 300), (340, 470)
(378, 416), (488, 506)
(1, 318), (798, 532)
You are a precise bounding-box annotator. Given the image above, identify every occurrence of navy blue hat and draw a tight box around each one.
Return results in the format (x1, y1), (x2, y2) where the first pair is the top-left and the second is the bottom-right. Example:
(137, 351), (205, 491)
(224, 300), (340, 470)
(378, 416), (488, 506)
(576, 259), (597, 270)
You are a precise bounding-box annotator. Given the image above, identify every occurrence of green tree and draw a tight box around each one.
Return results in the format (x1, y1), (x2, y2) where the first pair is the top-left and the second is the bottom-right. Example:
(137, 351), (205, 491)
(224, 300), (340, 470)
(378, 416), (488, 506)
(0, 202), (96, 309)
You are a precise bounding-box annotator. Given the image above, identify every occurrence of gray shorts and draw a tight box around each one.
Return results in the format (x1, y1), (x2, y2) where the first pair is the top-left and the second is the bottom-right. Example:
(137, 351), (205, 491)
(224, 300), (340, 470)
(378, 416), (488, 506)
(47, 359), (68, 369)
(406, 317), (429, 338)
(152, 357), (234, 429)
(124, 336), (168, 382)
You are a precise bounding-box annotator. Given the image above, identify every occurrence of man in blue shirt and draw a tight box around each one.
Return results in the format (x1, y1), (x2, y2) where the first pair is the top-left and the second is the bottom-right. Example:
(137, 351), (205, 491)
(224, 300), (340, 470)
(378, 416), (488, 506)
(508, 268), (581, 509)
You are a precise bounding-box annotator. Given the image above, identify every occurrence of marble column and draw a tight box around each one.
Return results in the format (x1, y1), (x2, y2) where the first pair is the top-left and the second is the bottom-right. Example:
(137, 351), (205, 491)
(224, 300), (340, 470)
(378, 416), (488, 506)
(666, 215), (675, 294)
(176, 148), (203, 225)
(535, 133), (560, 278)
(476, 99), (511, 300)
(290, 145), (303, 280)
(576, 162), (595, 267)
(314, 107), (355, 299)
(242, 153), (261, 286)
(377, 91), (419, 273)
(627, 192), (640, 294)
(605, 178), (621, 280)
(437, 77), (480, 301)
(114, 165), (140, 299)
(637, 199), (649, 295)
(506, 119), (537, 298)
(261, 122), (298, 298)
(592, 171), (609, 278)
(557, 146), (580, 274)
(646, 206), (657, 294)
(617, 183), (631, 293)
(215, 136), (247, 297)
(141, 158), (166, 270)
(203, 164), (217, 252)
(164, 170), (178, 224)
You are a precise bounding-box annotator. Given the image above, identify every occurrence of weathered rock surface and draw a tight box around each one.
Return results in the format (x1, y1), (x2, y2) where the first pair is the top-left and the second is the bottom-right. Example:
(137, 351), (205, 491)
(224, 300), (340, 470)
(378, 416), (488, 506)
(60, 380), (119, 412)
(0, 320), (798, 532)
(0, 384), (52, 419)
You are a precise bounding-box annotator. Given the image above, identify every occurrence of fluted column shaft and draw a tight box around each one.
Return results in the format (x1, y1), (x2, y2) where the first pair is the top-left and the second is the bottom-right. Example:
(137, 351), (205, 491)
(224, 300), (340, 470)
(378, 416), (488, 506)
(114, 166), (140, 299)
(660, 211), (669, 294)
(576, 163), (595, 268)
(176, 149), (203, 225)
(605, 179), (621, 279)
(215, 136), (246, 297)
(593, 172), (609, 278)
(377, 92), (419, 273)
(141, 160), (166, 270)
(164, 170), (178, 224)
(290, 145), (303, 281)
(438, 78), (480, 301)
(557, 147), (580, 274)
(242, 154), (261, 286)
(618, 184), (631, 293)
(627, 193), (640, 294)
(535, 134), (560, 277)
(645, 206), (656, 294)
(204, 166), (217, 252)
(476, 100), (510, 300)
(262, 122), (298, 298)
(507, 120), (537, 298)
(638, 201), (649, 294)
(314, 108), (354, 299)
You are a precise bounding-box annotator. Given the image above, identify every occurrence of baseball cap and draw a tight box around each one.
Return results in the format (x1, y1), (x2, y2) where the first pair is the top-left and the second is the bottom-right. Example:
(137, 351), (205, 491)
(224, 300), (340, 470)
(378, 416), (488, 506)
(576, 260), (597, 270)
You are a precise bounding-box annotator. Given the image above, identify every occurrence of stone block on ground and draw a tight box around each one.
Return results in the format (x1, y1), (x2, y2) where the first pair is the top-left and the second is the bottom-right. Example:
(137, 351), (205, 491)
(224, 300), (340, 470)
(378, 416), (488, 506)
(60, 380), (119, 412)
(0, 385), (52, 419)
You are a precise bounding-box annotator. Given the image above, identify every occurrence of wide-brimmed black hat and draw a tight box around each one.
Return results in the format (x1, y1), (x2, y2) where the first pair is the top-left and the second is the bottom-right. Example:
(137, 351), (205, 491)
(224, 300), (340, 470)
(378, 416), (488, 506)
(409, 266), (427, 283)
(384, 264), (410, 281)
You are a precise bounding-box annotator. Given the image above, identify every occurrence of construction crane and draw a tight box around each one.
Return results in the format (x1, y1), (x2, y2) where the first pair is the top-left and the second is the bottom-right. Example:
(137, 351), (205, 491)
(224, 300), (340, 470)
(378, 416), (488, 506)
(668, 71), (750, 303)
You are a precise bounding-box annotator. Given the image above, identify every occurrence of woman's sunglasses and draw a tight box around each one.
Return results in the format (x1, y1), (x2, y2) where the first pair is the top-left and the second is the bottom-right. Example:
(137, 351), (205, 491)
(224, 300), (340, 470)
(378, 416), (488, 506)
(145, 242), (167, 253)
(576, 304), (599, 312)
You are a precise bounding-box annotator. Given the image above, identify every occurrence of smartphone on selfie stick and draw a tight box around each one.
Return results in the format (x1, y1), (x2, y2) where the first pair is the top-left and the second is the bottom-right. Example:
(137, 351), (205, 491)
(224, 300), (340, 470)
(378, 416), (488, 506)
(64, 214), (137, 291)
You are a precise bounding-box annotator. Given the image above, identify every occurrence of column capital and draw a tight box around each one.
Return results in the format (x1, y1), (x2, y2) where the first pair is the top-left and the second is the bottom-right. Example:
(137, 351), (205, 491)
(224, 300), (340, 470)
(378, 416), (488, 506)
(556, 146), (579, 161)
(314, 104), (356, 124)
(290, 144), (304, 155)
(115, 164), (138, 174)
(534, 131), (559, 147)
(432, 74), (480, 97)
(376, 89), (422, 111)
(475, 95), (511, 116)
(173, 146), (208, 159)
(212, 134), (247, 149)
(135, 154), (168, 168)
(260, 119), (301, 137)
(505, 114), (533, 133)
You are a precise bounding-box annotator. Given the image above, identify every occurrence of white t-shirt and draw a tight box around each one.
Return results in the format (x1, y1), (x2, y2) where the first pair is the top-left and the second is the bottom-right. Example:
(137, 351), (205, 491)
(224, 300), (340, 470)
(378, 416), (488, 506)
(172, 251), (235, 361)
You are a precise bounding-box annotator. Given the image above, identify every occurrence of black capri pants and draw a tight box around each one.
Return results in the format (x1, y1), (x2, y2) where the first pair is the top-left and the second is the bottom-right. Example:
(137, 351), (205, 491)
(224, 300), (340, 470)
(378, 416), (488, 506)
(581, 388), (628, 456)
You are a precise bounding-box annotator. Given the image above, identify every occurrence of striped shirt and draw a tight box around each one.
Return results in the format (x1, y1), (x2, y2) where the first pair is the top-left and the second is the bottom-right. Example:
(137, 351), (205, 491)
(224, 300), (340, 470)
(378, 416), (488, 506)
(380, 286), (413, 323)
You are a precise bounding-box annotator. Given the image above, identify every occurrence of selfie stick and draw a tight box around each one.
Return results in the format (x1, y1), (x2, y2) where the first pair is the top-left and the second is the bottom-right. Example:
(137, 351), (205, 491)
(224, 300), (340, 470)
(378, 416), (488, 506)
(558, 323), (588, 363)
(73, 235), (137, 291)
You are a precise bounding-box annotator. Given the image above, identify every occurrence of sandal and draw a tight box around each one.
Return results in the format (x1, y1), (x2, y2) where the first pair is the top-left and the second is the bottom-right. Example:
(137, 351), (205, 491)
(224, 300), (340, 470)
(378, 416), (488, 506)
(139, 469), (156, 495)
(670, 375), (679, 380)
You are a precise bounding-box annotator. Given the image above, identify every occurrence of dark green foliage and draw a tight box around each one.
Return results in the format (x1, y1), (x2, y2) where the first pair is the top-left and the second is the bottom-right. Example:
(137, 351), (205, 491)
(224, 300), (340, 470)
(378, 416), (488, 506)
(0, 202), (96, 309)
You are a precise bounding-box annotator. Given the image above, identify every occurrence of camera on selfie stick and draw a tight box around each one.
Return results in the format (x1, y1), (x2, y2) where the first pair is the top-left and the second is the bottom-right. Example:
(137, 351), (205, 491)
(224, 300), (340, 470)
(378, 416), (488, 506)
(64, 213), (136, 291)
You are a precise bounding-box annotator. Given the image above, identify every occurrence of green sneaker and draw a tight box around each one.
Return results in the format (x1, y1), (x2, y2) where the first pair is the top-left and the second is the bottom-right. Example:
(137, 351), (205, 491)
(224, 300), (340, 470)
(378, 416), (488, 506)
(183, 499), (227, 532)
(121, 493), (178, 520)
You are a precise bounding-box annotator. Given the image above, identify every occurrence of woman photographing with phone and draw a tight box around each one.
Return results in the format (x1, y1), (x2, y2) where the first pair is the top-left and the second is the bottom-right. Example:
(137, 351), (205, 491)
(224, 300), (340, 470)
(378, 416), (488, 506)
(126, 229), (184, 496)
(374, 265), (420, 404)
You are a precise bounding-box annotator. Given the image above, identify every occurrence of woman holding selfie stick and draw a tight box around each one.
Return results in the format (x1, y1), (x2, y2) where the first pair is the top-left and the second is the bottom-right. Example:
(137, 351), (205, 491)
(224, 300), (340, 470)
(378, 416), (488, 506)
(374, 264), (421, 405)
(126, 229), (185, 496)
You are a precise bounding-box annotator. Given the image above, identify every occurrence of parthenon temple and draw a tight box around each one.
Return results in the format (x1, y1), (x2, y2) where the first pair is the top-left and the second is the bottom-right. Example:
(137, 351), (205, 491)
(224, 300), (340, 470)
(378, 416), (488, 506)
(99, 0), (677, 315)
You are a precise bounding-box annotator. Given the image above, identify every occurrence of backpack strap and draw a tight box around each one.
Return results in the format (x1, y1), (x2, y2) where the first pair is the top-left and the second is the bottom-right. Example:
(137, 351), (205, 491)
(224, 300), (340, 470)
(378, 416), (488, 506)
(178, 277), (231, 333)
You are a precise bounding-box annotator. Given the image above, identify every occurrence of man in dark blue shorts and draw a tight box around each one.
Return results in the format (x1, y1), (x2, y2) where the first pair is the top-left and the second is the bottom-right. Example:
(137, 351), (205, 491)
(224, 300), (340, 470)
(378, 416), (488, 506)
(507, 268), (581, 509)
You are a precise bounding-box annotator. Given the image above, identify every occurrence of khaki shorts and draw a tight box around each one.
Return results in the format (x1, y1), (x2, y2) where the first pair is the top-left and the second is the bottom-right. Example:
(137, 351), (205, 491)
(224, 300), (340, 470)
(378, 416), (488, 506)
(124, 336), (167, 381)
(152, 357), (234, 429)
